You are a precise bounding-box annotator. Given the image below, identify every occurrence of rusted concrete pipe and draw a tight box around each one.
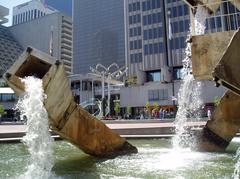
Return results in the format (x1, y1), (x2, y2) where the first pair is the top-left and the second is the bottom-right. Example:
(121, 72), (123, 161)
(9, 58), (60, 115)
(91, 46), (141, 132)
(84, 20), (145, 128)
(4, 47), (137, 157)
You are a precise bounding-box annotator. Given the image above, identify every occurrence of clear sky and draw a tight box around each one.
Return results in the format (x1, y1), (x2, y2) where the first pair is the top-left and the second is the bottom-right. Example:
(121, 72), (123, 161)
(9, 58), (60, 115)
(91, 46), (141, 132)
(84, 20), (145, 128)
(1, 0), (30, 26)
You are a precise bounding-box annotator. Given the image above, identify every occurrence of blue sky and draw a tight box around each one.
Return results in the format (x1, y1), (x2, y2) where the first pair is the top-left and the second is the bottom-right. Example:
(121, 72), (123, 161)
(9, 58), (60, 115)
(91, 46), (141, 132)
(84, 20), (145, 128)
(1, 0), (30, 26)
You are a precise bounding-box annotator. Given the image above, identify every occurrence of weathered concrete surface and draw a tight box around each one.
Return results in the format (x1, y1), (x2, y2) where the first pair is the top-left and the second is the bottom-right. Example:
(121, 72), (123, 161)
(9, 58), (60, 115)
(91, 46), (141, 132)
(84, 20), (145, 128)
(4, 47), (137, 157)
(191, 30), (235, 80)
(213, 28), (240, 96)
(196, 90), (240, 152)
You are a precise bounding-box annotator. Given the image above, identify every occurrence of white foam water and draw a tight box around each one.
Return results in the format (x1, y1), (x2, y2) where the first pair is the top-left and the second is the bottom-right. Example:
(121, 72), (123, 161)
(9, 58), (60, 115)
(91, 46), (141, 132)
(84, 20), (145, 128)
(233, 147), (240, 179)
(16, 76), (54, 179)
(172, 6), (208, 149)
(194, 6), (208, 35)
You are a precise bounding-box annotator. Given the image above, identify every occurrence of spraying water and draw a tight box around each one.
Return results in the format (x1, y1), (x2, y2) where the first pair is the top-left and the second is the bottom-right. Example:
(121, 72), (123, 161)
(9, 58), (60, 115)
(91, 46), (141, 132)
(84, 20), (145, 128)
(16, 76), (54, 179)
(172, 6), (208, 149)
(233, 147), (240, 179)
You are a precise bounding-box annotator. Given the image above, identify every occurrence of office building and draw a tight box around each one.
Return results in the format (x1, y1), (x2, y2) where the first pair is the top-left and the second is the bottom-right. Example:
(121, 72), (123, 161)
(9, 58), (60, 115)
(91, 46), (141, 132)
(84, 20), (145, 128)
(10, 12), (73, 74)
(12, 0), (56, 25)
(121, 0), (229, 116)
(0, 6), (22, 120)
(73, 0), (125, 74)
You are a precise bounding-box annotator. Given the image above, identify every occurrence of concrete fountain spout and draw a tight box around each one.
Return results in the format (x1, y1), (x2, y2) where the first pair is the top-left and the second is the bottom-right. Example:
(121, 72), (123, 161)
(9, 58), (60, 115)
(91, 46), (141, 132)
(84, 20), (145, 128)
(3, 47), (137, 157)
(187, 0), (240, 152)
(183, 0), (240, 14)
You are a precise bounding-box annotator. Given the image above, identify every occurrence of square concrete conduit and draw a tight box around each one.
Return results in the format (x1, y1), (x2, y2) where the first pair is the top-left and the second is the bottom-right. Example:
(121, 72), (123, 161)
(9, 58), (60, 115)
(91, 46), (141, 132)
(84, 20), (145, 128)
(213, 28), (240, 96)
(191, 30), (235, 80)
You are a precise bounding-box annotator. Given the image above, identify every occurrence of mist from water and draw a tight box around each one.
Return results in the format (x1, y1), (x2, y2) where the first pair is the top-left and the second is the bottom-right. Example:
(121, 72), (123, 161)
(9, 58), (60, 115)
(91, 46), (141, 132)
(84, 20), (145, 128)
(16, 76), (54, 179)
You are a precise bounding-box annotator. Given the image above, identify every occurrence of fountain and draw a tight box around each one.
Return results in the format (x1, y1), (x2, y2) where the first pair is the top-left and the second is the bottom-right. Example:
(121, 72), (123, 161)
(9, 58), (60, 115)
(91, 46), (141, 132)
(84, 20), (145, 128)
(3, 47), (137, 157)
(16, 76), (54, 179)
(2, 0), (240, 178)
(182, 0), (240, 152)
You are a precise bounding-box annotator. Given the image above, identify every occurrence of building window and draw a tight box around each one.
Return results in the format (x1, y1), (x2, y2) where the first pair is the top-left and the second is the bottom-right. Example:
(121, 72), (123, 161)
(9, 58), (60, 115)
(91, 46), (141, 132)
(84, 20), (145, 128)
(34, 9), (37, 19)
(129, 4), (132, 12)
(138, 27), (141, 36)
(31, 10), (33, 19)
(148, 90), (159, 101)
(0, 94), (16, 102)
(130, 28), (133, 37)
(159, 89), (168, 100)
(144, 45), (149, 55)
(13, 15), (15, 25)
(173, 66), (183, 80)
(146, 70), (161, 82)
(148, 89), (168, 101)
(130, 41), (134, 50)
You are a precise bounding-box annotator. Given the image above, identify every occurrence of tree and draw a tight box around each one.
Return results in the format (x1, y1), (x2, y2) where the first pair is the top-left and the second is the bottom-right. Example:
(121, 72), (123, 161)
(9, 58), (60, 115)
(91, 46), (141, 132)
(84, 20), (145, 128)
(145, 101), (151, 119)
(0, 105), (4, 115)
(153, 102), (159, 111)
(145, 101), (150, 111)
(114, 102), (120, 116)
(0, 104), (5, 120)
(126, 106), (132, 115)
(214, 96), (221, 107)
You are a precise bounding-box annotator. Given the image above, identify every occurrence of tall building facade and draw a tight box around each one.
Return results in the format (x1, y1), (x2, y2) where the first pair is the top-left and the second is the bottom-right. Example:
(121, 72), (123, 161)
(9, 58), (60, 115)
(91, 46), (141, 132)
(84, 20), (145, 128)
(121, 0), (227, 115)
(43, 0), (72, 17)
(125, 0), (189, 77)
(10, 12), (73, 74)
(73, 0), (125, 75)
(12, 0), (56, 25)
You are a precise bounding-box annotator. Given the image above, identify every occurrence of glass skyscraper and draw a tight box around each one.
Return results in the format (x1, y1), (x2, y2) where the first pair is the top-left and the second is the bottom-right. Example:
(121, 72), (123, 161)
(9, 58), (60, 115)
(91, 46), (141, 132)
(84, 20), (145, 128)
(73, 0), (125, 75)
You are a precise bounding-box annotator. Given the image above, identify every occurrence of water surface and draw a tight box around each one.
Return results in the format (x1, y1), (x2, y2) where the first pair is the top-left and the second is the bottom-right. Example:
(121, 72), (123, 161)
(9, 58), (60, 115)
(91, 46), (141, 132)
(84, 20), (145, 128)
(0, 138), (239, 179)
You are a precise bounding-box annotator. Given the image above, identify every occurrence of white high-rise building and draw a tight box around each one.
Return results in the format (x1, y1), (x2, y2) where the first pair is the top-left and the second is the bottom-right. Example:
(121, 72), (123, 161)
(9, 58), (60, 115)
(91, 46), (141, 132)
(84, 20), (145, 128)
(12, 0), (56, 25)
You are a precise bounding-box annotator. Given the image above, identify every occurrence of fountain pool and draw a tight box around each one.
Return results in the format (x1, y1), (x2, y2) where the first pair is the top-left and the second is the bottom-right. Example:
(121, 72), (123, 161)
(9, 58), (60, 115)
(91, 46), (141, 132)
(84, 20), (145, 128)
(0, 138), (239, 179)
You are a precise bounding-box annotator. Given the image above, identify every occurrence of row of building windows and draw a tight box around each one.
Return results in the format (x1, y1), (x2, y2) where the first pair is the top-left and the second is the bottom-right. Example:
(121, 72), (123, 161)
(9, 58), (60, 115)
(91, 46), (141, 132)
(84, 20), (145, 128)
(130, 39), (142, 50)
(143, 12), (162, 26)
(13, 9), (46, 25)
(0, 94), (16, 102)
(130, 53), (143, 63)
(129, 26), (141, 37)
(128, 2), (140, 12)
(148, 89), (169, 101)
(206, 15), (240, 32)
(167, 0), (181, 3)
(129, 14), (141, 25)
(168, 5), (189, 18)
(144, 42), (164, 55)
(142, 0), (161, 11)
(144, 27), (163, 40)
(171, 19), (190, 34)
(170, 36), (186, 49)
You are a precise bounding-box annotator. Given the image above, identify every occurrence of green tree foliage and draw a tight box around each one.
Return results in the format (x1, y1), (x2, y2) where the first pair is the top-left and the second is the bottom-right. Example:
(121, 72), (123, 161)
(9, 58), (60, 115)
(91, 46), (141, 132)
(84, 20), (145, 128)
(0, 104), (5, 115)
(145, 101), (150, 111)
(114, 102), (120, 115)
(153, 102), (159, 111)
(214, 96), (221, 106)
(126, 106), (132, 114)
(125, 76), (137, 86)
